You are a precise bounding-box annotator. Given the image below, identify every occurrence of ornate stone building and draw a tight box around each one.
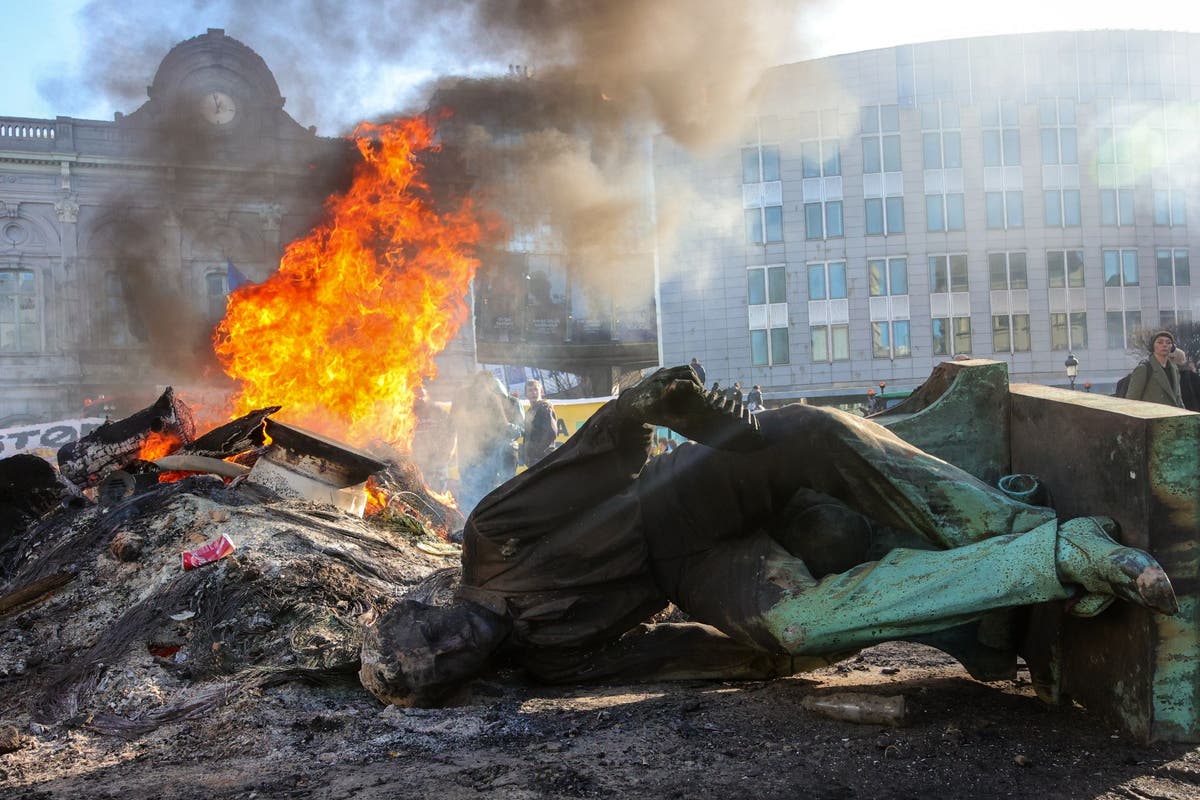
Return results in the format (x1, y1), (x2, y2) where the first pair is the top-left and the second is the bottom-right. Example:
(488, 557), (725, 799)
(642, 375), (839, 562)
(0, 29), (354, 426)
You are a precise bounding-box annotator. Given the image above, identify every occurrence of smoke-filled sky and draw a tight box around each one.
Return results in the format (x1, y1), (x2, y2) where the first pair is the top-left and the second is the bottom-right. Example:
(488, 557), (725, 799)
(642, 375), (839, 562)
(8, 0), (1200, 133)
(5, 0), (1200, 408)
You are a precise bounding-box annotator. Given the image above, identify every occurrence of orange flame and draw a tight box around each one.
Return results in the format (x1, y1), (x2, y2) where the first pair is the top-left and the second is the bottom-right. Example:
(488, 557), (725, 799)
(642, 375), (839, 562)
(213, 116), (481, 447)
(365, 479), (390, 516)
(427, 485), (458, 511)
(138, 431), (183, 461)
(363, 474), (459, 528)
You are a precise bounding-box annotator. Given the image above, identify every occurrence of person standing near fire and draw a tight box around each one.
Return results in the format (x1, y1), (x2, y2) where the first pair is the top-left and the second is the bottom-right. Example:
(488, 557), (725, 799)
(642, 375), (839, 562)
(500, 388), (524, 479)
(451, 371), (524, 513)
(520, 379), (559, 468)
(411, 384), (454, 493)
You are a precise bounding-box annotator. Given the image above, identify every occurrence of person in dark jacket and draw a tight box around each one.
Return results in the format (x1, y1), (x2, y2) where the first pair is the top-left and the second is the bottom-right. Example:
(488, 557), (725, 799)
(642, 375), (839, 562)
(689, 358), (706, 387)
(361, 366), (1178, 708)
(1124, 330), (1184, 408)
(520, 379), (559, 468)
(1169, 349), (1200, 412)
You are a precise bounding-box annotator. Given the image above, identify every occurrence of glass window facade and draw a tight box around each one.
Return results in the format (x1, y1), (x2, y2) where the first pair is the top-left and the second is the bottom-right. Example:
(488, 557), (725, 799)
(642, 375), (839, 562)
(930, 254), (969, 293)
(742, 143), (783, 244)
(749, 266), (789, 366)
(1157, 248), (1190, 286)
(867, 197), (905, 235)
(862, 105), (901, 174)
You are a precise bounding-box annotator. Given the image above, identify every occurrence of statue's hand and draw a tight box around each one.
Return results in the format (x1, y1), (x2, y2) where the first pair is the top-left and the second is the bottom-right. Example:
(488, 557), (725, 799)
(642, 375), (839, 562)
(618, 365), (765, 452)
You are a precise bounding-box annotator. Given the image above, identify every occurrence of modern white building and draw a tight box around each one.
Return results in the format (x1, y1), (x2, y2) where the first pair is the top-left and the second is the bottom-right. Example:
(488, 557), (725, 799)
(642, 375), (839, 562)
(654, 30), (1200, 404)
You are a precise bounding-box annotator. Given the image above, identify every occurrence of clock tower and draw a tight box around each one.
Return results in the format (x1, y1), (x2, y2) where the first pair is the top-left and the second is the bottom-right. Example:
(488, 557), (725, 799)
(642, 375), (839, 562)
(119, 28), (330, 160)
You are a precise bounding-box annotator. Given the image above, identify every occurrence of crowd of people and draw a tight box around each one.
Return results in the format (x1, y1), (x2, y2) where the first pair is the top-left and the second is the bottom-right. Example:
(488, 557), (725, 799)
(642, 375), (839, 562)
(689, 359), (764, 412)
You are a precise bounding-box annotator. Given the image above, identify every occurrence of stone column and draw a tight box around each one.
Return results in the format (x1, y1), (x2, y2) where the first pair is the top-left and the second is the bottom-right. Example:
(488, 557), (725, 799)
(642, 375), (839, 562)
(48, 190), (82, 414)
(54, 192), (80, 353)
(259, 202), (283, 270)
(161, 206), (183, 294)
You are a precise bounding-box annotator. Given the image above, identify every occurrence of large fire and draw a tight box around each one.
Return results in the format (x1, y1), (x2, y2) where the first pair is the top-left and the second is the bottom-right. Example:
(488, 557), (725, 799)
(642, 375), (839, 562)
(213, 116), (481, 447)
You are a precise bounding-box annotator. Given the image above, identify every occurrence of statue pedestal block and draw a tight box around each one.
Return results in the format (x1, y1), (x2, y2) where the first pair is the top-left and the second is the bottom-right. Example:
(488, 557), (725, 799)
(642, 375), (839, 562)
(1010, 385), (1200, 743)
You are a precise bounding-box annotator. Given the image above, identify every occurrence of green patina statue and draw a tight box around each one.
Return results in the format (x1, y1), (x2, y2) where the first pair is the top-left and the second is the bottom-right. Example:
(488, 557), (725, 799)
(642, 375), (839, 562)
(360, 365), (1178, 708)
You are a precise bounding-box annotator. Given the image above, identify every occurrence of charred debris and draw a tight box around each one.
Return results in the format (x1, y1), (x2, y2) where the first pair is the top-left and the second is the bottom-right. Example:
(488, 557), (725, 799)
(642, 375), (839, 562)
(0, 389), (462, 737)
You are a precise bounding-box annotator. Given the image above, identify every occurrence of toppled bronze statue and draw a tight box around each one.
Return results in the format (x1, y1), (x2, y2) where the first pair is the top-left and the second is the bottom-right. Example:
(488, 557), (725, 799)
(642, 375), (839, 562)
(360, 365), (1177, 707)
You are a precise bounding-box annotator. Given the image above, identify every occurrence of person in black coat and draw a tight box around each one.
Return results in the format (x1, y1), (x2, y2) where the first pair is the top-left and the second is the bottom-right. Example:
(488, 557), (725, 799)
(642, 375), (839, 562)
(520, 379), (559, 468)
(1170, 349), (1200, 412)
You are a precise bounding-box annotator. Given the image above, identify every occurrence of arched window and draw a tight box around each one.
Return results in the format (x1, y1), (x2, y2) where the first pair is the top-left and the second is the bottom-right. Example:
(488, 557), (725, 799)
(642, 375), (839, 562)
(0, 269), (39, 351)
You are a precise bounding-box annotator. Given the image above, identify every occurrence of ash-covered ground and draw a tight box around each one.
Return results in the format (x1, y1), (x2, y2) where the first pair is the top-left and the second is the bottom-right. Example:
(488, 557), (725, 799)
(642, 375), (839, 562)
(1, 479), (1198, 800)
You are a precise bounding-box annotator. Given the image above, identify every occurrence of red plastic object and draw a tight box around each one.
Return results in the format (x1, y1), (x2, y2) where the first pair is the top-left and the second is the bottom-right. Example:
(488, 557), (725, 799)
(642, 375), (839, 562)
(181, 533), (236, 570)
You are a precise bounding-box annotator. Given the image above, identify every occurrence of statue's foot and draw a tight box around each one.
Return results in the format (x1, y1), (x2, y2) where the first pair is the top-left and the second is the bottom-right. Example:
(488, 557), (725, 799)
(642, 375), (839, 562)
(1056, 517), (1178, 616)
(617, 365), (765, 452)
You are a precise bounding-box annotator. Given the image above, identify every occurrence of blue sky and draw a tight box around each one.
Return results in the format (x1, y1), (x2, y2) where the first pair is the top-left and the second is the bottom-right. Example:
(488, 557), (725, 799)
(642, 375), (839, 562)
(5, 0), (1200, 132)
(3, 0), (98, 119)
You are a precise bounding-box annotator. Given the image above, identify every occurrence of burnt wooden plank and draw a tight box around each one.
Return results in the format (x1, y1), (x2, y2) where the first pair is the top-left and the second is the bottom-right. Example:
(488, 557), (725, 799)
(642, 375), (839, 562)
(57, 387), (190, 488)
(184, 406), (279, 459)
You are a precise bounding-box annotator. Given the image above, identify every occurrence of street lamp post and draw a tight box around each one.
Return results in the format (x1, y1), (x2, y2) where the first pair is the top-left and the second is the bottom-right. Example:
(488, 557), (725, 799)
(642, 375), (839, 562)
(1065, 353), (1079, 390)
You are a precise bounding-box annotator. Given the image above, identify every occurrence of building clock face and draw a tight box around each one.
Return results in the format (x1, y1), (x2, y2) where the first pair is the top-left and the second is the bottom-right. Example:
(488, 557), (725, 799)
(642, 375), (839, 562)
(200, 91), (237, 125)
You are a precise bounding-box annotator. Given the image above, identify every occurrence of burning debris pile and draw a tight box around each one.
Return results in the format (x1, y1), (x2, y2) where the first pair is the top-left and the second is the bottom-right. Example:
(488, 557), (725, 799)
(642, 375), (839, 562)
(0, 111), (492, 740)
(0, 390), (463, 738)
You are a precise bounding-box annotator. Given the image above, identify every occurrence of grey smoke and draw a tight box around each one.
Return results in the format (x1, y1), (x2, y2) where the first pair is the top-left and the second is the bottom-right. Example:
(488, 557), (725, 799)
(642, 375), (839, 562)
(57, 0), (808, 381)
(60, 0), (805, 144)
